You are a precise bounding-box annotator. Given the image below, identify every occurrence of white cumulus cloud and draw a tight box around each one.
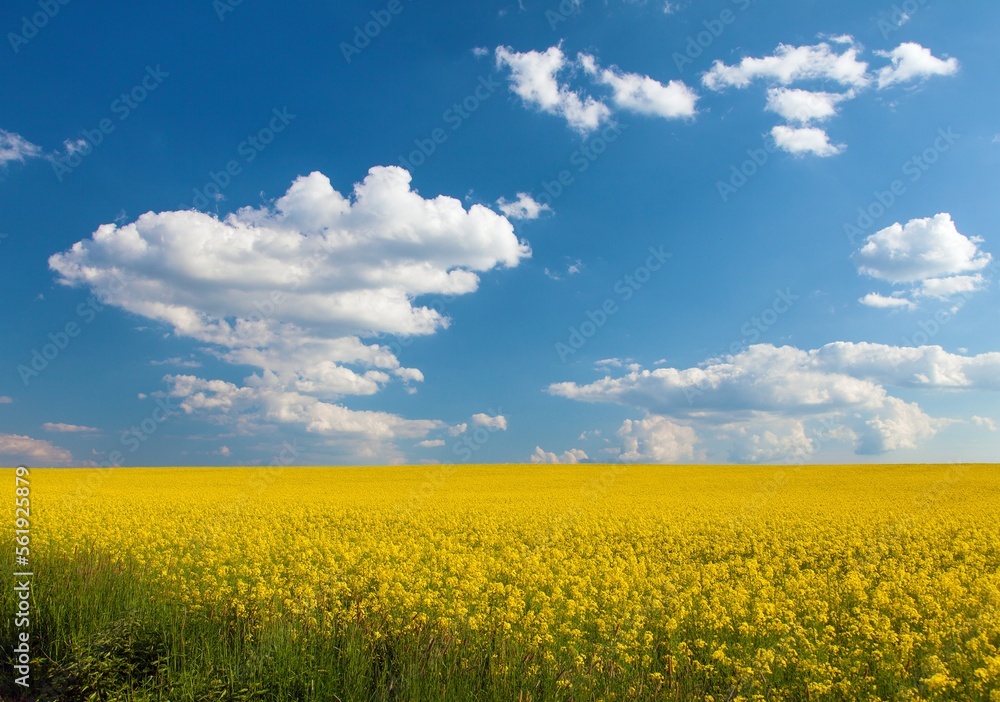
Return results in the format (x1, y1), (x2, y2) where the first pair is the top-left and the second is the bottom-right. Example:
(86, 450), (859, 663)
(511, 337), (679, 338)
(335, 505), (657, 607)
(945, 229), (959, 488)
(496, 192), (552, 220)
(859, 292), (916, 309)
(579, 53), (698, 119)
(854, 214), (990, 283)
(471, 413), (508, 431)
(765, 87), (851, 123)
(50, 167), (529, 458)
(530, 446), (588, 463)
(875, 43), (959, 89)
(853, 213), (991, 306)
(617, 416), (698, 463)
(0, 129), (41, 166)
(165, 373), (443, 443)
(547, 342), (998, 457)
(703, 40), (958, 157)
(0, 434), (74, 466)
(495, 45), (611, 134)
(496, 46), (698, 132)
(729, 418), (814, 463)
(703, 40), (870, 91)
(771, 125), (845, 157)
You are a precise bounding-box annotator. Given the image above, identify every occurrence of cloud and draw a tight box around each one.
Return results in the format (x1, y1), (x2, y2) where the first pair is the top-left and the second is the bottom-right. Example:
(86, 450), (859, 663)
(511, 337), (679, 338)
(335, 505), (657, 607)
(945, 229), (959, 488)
(702, 40), (870, 91)
(579, 53), (698, 119)
(703, 40), (958, 157)
(765, 87), (851, 123)
(859, 292), (915, 309)
(52, 168), (529, 343)
(42, 422), (99, 433)
(595, 358), (641, 372)
(471, 413), (508, 431)
(854, 214), (990, 282)
(447, 423), (468, 436)
(972, 416), (997, 432)
(150, 356), (202, 368)
(809, 342), (1000, 391)
(0, 129), (41, 166)
(770, 125), (844, 157)
(856, 396), (939, 453)
(875, 43), (959, 89)
(495, 46), (697, 132)
(544, 258), (583, 280)
(165, 373), (443, 441)
(853, 214), (991, 305)
(0, 396), (12, 404)
(418, 439), (446, 447)
(917, 274), (985, 300)
(495, 45), (611, 133)
(548, 342), (998, 456)
(825, 34), (856, 45)
(530, 446), (588, 463)
(0, 433), (74, 466)
(617, 416), (697, 463)
(728, 418), (814, 463)
(496, 192), (552, 220)
(50, 167), (529, 458)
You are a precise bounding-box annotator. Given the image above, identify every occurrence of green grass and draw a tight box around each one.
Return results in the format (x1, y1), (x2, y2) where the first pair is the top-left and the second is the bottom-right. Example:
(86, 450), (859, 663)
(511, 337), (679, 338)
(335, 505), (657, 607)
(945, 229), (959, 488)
(2, 551), (628, 702)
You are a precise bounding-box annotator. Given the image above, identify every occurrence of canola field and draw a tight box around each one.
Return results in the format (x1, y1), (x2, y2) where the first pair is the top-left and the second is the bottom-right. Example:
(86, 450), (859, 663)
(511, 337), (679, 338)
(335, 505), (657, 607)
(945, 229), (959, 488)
(5, 463), (1000, 701)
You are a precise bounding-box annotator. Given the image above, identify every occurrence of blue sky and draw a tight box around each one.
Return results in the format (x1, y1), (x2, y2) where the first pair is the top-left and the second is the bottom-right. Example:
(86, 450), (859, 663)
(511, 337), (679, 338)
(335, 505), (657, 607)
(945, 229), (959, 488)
(2, 0), (998, 467)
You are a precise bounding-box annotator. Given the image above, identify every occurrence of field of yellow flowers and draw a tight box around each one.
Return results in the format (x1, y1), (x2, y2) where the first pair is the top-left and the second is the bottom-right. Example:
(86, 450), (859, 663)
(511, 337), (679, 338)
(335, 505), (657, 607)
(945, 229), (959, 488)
(5, 463), (1000, 700)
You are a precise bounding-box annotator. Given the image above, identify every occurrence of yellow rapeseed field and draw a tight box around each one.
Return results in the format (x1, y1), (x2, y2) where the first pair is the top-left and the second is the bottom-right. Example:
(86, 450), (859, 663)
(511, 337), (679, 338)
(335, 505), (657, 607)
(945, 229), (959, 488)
(20, 463), (1000, 700)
